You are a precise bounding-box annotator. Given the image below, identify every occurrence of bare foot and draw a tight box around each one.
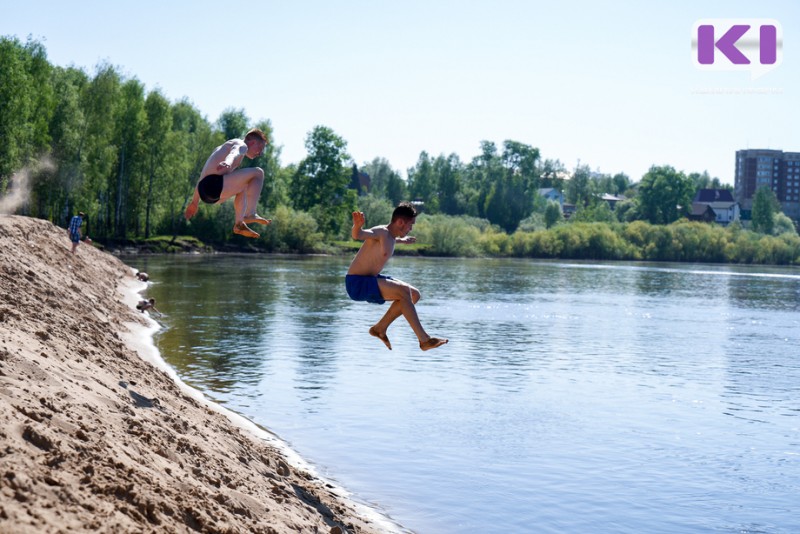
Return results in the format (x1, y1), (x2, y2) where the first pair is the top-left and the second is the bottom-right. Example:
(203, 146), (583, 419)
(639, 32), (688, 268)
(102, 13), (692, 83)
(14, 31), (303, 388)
(233, 222), (259, 238)
(244, 214), (272, 225)
(420, 337), (448, 351)
(369, 327), (392, 350)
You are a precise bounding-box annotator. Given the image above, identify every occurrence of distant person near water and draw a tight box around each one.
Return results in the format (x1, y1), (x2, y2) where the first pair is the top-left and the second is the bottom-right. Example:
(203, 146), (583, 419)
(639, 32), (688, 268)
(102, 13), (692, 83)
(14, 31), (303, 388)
(67, 212), (89, 254)
(345, 202), (448, 351)
(135, 271), (149, 282)
(136, 298), (160, 314)
(184, 128), (271, 238)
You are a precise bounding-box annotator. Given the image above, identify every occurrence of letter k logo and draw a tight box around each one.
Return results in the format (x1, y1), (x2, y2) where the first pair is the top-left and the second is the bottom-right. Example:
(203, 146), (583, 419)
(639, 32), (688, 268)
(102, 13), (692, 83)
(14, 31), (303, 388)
(697, 24), (750, 64)
(692, 19), (782, 79)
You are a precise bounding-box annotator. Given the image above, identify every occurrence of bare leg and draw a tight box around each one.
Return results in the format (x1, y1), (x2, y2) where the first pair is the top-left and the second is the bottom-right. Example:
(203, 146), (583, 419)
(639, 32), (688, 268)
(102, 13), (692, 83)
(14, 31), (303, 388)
(374, 278), (447, 350)
(244, 171), (264, 218)
(241, 170), (271, 225)
(217, 167), (265, 237)
(218, 167), (265, 223)
(373, 293), (417, 334)
(233, 192), (246, 223)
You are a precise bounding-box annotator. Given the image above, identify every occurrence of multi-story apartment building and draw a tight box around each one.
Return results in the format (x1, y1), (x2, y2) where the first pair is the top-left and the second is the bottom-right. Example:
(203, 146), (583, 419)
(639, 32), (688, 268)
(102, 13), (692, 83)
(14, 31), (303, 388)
(735, 149), (800, 220)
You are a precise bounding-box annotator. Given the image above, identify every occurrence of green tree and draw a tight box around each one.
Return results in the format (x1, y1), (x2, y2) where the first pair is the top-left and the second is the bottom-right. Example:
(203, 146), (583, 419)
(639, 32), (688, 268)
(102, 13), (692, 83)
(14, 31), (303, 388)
(544, 201), (563, 228)
(637, 165), (694, 225)
(143, 89), (172, 237)
(469, 142), (502, 220)
(0, 36), (32, 185)
(751, 186), (779, 234)
(612, 172), (632, 195)
(361, 157), (407, 204)
(614, 198), (640, 222)
(48, 66), (87, 222)
(169, 98), (217, 236)
(433, 154), (464, 215)
(502, 140), (540, 181)
(218, 108), (248, 140)
(565, 164), (592, 206)
(538, 158), (567, 191)
(112, 78), (146, 237)
(292, 125), (353, 236)
(491, 140), (540, 229)
(25, 39), (55, 158)
(688, 170), (730, 191)
(356, 193), (394, 229)
(157, 128), (193, 237)
(772, 212), (797, 236)
(80, 62), (122, 237)
(407, 151), (438, 211)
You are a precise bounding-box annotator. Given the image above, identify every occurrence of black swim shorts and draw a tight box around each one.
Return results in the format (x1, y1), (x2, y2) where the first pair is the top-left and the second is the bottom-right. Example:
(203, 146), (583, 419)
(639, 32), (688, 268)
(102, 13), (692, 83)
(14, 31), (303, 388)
(198, 174), (223, 203)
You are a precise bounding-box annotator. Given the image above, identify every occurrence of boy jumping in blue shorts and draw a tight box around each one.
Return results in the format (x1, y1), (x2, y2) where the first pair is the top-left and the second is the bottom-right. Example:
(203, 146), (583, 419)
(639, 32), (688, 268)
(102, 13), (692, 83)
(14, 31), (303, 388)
(345, 202), (448, 351)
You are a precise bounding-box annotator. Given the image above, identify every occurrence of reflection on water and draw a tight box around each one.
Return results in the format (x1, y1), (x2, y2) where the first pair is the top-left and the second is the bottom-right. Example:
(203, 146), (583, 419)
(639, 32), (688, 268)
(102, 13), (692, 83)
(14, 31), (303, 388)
(130, 255), (800, 534)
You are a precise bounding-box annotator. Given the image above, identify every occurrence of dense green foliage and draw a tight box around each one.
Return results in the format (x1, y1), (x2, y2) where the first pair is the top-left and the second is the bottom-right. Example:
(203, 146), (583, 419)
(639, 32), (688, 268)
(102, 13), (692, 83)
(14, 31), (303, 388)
(1, 36), (797, 264)
(412, 217), (800, 264)
(751, 186), (780, 235)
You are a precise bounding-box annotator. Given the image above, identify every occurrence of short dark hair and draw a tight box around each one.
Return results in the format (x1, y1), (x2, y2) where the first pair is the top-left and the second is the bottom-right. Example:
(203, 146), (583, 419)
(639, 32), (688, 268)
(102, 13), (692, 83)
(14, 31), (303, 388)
(391, 202), (417, 222)
(244, 128), (268, 144)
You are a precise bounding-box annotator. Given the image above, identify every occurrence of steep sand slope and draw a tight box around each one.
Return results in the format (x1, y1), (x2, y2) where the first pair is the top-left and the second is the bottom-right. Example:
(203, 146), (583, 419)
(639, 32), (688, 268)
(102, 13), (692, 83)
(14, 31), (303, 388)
(0, 215), (395, 534)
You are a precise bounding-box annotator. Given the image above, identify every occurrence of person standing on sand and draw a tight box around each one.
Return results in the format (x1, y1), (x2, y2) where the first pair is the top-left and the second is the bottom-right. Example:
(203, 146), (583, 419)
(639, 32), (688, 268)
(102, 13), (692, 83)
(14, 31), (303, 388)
(184, 128), (272, 238)
(346, 202), (448, 351)
(67, 212), (86, 254)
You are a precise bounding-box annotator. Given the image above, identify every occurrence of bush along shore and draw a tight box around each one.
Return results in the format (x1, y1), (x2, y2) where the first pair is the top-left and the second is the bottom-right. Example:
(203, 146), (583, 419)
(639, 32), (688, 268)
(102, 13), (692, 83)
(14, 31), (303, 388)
(94, 216), (800, 266)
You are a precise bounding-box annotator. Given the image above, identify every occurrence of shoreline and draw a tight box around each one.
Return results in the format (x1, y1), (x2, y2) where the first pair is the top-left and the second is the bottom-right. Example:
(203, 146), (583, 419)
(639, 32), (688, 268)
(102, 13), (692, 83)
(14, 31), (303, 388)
(0, 215), (403, 533)
(119, 278), (404, 533)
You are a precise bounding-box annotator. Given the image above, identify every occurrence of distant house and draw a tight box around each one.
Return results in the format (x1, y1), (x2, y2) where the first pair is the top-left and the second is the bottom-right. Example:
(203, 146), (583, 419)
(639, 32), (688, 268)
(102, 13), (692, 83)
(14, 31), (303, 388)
(692, 189), (740, 225)
(538, 188), (564, 206)
(599, 193), (626, 210)
(689, 203), (716, 223)
(562, 203), (576, 219)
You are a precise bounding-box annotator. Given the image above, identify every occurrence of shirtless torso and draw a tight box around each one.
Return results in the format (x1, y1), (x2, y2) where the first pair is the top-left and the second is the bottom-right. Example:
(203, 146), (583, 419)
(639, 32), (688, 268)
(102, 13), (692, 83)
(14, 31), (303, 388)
(347, 224), (395, 276)
(199, 140), (248, 179)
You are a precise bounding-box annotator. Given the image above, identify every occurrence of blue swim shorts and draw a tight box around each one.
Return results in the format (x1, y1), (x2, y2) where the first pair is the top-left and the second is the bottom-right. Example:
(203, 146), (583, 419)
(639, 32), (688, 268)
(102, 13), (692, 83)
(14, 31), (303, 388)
(70, 232), (80, 244)
(345, 274), (393, 304)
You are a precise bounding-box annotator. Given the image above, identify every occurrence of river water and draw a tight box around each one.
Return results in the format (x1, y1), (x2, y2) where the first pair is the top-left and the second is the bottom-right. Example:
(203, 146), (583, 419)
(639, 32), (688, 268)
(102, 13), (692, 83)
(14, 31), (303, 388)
(129, 254), (800, 533)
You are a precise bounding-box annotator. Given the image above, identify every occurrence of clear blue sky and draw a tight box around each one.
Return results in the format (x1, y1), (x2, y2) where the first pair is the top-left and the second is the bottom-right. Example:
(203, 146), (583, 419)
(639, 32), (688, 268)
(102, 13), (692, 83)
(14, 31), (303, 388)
(2, 0), (797, 184)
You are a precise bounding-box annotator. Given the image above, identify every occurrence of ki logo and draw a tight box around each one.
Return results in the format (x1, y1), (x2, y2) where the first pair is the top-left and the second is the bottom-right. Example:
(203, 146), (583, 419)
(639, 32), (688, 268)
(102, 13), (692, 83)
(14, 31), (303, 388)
(692, 19), (782, 80)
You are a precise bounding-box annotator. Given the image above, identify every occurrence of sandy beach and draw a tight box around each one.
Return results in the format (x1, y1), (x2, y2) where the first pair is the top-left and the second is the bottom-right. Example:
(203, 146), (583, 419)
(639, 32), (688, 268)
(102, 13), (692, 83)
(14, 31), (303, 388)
(0, 215), (399, 533)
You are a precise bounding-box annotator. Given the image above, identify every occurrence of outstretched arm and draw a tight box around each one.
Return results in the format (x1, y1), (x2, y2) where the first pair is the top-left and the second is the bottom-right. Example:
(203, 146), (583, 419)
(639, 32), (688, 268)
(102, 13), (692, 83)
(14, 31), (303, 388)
(396, 236), (417, 244)
(184, 187), (200, 220)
